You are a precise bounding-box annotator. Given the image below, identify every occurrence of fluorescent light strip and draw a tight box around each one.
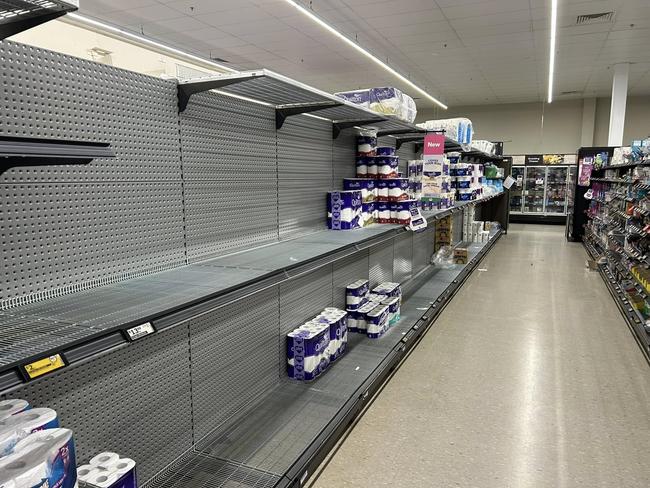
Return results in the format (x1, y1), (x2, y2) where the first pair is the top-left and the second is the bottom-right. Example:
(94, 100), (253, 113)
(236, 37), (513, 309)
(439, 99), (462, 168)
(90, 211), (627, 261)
(281, 0), (447, 110)
(64, 13), (238, 74)
(548, 0), (558, 103)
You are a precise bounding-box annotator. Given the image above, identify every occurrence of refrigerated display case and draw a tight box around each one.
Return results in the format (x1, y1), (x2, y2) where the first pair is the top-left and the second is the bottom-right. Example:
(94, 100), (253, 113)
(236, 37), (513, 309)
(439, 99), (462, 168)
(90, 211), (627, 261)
(510, 165), (574, 223)
(509, 166), (525, 213)
(523, 166), (547, 214)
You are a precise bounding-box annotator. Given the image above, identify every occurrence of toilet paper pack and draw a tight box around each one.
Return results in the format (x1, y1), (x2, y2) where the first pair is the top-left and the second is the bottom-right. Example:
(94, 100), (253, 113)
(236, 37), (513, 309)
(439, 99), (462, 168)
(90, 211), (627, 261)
(0, 408), (59, 456)
(343, 179), (376, 203)
(345, 280), (369, 310)
(382, 297), (401, 325)
(0, 428), (76, 488)
(287, 324), (330, 381)
(366, 305), (390, 339)
(81, 455), (137, 488)
(0, 400), (30, 421)
(327, 191), (362, 230)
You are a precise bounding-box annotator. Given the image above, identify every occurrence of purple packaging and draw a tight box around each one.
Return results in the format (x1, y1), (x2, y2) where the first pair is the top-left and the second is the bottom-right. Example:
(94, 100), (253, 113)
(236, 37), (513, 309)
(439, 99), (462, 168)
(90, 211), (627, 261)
(346, 279), (369, 310)
(356, 157), (371, 177)
(376, 156), (399, 179)
(344, 178), (376, 203)
(337, 89), (370, 107)
(386, 178), (410, 202)
(346, 309), (362, 333)
(287, 325), (330, 381)
(376, 202), (391, 223)
(391, 200), (418, 225)
(375, 180), (389, 201)
(356, 134), (377, 157)
(362, 202), (376, 226)
(376, 146), (396, 156)
(327, 191), (362, 230)
(366, 305), (390, 339)
(456, 176), (471, 189)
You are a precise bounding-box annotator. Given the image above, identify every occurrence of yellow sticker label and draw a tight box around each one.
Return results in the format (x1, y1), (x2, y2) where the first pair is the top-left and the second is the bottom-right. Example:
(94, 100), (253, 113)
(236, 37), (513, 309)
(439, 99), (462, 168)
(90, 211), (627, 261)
(24, 354), (65, 379)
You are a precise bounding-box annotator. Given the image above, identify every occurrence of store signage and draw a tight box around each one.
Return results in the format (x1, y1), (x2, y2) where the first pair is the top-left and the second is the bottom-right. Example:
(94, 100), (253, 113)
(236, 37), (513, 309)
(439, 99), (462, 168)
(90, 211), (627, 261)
(525, 155), (543, 165)
(422, 133), (445, 175)
(126, 322), (155, 341)
(23, 354), (66, 380)
(543, 154), (563, 165)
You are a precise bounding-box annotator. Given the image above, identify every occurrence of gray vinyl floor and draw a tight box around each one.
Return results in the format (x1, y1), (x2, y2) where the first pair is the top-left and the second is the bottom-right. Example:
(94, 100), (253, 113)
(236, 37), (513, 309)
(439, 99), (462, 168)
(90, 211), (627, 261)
(308, 224), (650, 488)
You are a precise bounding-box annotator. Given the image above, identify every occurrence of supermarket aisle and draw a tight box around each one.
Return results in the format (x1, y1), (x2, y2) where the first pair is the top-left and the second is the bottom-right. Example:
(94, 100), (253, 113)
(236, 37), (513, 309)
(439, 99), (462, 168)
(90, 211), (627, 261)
(309, 224), (650, 488)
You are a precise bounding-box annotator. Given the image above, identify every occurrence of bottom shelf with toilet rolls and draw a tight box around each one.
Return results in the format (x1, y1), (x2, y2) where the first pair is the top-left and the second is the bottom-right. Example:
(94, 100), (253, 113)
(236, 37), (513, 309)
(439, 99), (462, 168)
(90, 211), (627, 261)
(0, 398), (137, 488)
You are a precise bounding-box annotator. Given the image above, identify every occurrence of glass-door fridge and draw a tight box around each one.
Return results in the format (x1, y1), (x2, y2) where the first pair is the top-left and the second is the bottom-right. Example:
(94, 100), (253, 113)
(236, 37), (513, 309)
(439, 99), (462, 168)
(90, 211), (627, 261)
(545, 166), (569, 214)
(523, 166), (546, 214)
(509, 166), (525, 214)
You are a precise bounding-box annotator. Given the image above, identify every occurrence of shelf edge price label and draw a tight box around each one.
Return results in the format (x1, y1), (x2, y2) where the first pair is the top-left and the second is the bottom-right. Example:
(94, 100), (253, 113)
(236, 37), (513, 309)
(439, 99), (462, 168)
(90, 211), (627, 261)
(23, 354), (66, 380)
(126, 322), (155, 341)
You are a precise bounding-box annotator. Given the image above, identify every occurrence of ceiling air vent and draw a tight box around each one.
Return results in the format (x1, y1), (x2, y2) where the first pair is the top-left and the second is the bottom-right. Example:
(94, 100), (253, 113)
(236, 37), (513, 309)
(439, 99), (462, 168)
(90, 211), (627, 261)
(561, 91), (582, 96)
(576, 12), (615, 25)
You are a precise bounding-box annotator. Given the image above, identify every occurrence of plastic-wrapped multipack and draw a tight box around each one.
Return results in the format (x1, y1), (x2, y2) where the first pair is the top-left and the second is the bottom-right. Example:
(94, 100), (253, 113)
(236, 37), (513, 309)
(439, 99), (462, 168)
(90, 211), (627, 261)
(417, 118), (473, 147)
(471, 140), (495, 155)
(335, 87), (417, 123)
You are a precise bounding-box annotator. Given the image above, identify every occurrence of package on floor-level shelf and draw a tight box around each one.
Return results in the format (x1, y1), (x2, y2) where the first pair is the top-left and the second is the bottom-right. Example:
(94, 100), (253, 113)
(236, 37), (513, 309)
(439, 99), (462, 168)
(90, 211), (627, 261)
(453, 245), (469, 265)
(346, 281), (402, 337)
(287, 308), (348, 381)
(0, 400), (78, 488)
(78, 451), (137, 488)
(435, 215), (453, 251)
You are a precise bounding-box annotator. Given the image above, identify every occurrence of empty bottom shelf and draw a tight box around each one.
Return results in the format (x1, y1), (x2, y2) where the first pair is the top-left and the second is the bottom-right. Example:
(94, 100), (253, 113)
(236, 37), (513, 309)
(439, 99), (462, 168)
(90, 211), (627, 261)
(148, 232), (502, 488)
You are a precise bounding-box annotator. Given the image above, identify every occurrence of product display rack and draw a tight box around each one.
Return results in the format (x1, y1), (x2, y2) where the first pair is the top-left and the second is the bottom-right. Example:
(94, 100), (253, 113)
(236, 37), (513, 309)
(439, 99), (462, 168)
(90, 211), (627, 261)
(579, 145), (650, 362)
(0, 0), (78, 40)
(0, 40), (509, 488)
(0, 191), (504, 394)
(148, 229), (503, 488)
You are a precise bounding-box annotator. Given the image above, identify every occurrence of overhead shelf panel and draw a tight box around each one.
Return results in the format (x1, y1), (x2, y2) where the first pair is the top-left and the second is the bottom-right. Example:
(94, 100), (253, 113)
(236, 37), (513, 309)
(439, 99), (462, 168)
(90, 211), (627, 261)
(0, 0), (78, 39)
(177, 69), (421, 134)
(0, 135), (115, 174)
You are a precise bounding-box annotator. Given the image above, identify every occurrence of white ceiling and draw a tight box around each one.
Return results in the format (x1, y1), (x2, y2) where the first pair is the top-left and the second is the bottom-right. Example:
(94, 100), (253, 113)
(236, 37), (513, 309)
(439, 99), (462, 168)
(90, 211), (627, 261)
(78, 0), (650, 108)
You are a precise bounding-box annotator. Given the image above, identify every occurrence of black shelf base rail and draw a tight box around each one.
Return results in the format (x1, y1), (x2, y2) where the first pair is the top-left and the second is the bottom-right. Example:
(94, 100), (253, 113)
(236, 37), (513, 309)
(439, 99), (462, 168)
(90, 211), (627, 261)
(0, 1), (78, 40)
(583, 243), (650, 365)
(0, 135), (115, 174)
(282, 230), (503, 488)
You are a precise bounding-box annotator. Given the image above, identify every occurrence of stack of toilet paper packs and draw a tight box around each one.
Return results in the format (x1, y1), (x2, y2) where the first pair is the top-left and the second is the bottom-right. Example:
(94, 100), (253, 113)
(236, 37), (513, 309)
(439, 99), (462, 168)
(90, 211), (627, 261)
(287, 308), (349, 381)
(0, 399), (78, 488)
(77, 452), (136, 488)
(346, 280), (402, 339)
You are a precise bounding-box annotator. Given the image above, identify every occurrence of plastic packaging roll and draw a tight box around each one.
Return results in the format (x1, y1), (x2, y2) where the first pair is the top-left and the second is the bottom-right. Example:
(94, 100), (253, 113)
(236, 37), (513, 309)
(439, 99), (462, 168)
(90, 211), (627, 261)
(77, 464), (101, 482)
(0, 408), (59, 455)
(0, 400), (30, 421)
(90, 452), (120, 467)
(86, 471), (119, 488)
(1, 428), (76, 488)
(112, 458), (136, 475)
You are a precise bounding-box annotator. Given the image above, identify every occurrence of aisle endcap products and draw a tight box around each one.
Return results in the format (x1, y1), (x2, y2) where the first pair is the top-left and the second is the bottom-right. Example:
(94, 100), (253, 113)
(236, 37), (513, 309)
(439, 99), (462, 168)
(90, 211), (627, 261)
(417, 118), (473, 147)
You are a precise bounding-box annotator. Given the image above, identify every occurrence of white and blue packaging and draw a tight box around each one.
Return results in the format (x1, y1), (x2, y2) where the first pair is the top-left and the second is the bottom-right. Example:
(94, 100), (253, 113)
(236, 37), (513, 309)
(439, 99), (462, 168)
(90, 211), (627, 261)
(0, 428), (77, 488)
(382, 296), (401, 325)
(327, 191), (362, 230)
(366, 305), (390, 339)
(0, 400), (30, 421)
(343, 179), (376, 203)
(82, 452), (137, 488)
(345, 280), (369, 310)
(0, 408), (59, 456)
(287, 323), (330, 381)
